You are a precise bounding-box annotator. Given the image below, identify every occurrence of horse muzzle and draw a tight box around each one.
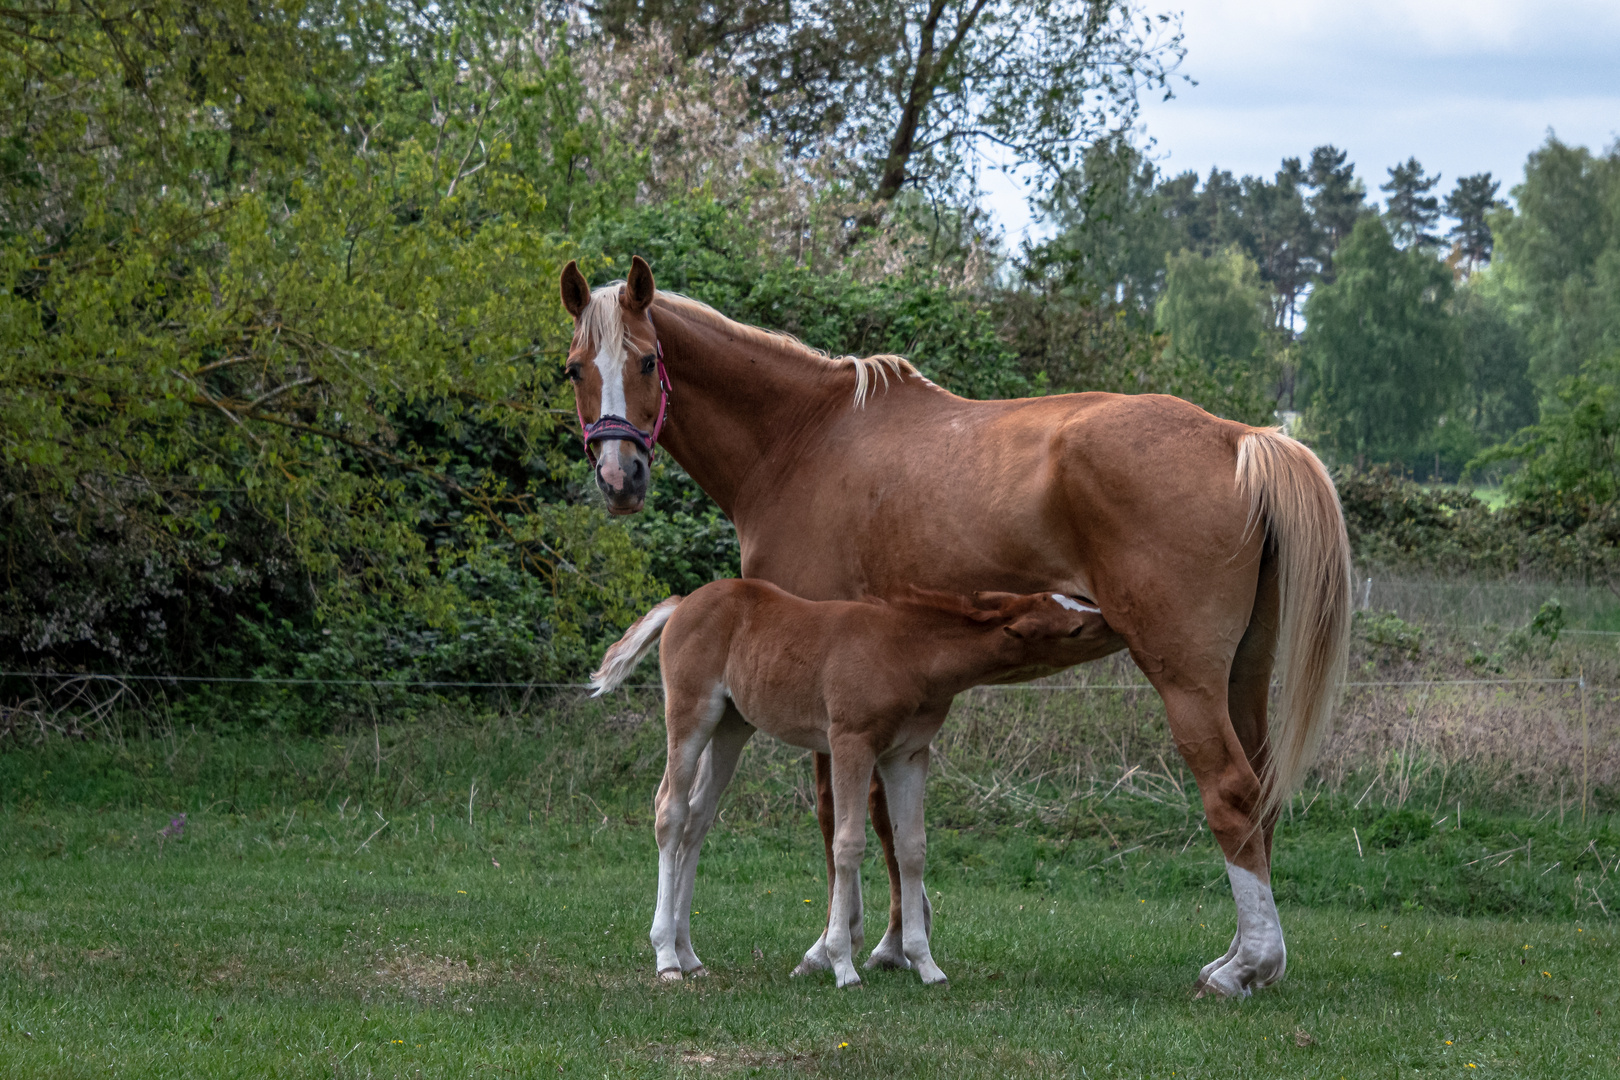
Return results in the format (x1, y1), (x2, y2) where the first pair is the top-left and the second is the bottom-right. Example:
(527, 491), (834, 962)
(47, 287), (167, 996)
(593, 440), (648, 514)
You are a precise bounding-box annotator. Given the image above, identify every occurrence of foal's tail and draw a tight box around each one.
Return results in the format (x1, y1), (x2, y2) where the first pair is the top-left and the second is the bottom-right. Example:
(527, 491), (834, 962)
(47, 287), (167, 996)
(589, 596), (683, 697)
(1236, 429), (1352, 823)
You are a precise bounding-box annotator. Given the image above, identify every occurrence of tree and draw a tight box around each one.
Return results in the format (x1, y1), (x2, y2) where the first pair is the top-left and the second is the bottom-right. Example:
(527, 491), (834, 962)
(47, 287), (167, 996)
(1306, 146), (1366, 249)
(1453, 282), (1537, 445)
(1242, 159), (1315, 331)
(596, 0), (1187, 208)
(1302, 217), (1463, 466)
(1444, 173), (1502, 273)
(1381, 157), (1442, 250)
(1154, 246), (1276, 420)
(1030, 136), (1184, 312)
(1490, 137), (1620, 400)
(0, 0), (666, 685)
(1304, 145), (1367, 281)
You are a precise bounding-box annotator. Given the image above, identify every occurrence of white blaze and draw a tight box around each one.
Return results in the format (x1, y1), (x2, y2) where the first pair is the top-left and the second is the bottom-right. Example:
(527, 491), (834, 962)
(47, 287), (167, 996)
(1052, 594), (1101, 615)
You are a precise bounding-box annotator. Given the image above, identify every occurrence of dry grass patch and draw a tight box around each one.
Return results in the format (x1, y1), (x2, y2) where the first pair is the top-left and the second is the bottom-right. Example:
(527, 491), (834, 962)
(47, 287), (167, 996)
(372, 946), (486, 998)
(643, 1042), (819, 1072)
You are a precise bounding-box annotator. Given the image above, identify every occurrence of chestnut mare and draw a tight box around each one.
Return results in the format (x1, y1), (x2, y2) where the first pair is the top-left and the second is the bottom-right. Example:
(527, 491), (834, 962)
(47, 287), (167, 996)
(560, 256), (1351, 998)
(590, 583), (1113, 988)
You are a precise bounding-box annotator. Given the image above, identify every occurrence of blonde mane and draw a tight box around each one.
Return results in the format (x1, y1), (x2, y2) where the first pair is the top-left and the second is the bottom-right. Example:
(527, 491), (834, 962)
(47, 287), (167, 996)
(570, 282), (925, 408)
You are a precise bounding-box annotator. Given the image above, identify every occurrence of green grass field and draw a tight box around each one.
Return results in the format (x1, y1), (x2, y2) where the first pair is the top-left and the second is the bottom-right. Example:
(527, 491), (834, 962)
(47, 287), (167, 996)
(3, 703), (1618, 1079)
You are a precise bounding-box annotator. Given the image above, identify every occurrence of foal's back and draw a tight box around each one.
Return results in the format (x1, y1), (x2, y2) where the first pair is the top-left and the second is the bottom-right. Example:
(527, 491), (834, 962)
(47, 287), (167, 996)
(659, 580), (925, 753)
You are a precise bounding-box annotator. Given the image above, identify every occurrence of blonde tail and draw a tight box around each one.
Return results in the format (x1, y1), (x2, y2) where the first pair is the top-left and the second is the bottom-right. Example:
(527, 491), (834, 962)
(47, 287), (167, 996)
(1236, 430), (1352, 823)
(589, 596), (683, 697)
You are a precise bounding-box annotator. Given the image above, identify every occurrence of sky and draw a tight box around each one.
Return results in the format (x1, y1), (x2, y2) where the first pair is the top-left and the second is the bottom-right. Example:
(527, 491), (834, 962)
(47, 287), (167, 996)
(982, 0), (1620, 245)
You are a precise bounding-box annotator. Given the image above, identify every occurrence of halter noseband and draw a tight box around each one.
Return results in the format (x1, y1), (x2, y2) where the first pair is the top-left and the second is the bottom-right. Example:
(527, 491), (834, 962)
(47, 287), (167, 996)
(576, 337), (671, 466)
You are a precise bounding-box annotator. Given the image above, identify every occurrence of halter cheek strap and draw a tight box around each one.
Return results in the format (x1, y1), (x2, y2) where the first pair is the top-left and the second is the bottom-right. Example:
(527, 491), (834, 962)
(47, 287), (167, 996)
(576, 339), (671, 466)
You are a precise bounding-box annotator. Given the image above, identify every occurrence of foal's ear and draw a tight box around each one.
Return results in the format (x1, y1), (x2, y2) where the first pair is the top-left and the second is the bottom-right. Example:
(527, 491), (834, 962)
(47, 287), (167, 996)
(968, 591), (1023, 622)
(560, 261), (591, 321)
(624, 255), (656, 313)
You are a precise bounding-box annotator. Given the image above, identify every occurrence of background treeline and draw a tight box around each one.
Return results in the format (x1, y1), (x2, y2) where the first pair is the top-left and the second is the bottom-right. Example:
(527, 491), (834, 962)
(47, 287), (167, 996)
(1, 0), (1615, 726)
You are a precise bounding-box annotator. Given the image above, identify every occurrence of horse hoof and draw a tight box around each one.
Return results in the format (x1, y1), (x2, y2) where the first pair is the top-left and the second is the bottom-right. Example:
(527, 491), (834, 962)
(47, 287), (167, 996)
(686, 965), (709, 978)
(658, 968), (683, 982)
(792, 952), (831, 977)
(863, 949), (911, 971)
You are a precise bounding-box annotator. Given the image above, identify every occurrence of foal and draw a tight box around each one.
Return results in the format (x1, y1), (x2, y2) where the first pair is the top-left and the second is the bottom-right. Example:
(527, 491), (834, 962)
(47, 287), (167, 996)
(591, 579), (1109, 987)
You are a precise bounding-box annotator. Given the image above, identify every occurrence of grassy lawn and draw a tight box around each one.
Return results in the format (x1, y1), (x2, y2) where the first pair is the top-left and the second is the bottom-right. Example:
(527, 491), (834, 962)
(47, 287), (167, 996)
(2, 719), (1619, 1078)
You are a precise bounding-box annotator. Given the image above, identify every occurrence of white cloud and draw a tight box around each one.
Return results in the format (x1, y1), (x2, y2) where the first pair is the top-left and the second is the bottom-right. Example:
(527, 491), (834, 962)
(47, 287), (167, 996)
(977, 0), (1620, 238)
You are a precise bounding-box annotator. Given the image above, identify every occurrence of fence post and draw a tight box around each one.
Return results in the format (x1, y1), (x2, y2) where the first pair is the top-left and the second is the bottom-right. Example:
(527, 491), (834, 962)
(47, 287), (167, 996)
(1580, 671), (1589, 825)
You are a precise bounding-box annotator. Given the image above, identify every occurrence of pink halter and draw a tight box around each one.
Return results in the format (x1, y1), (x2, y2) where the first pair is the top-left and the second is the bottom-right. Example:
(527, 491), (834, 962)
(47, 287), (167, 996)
(576, 337), (672, 466)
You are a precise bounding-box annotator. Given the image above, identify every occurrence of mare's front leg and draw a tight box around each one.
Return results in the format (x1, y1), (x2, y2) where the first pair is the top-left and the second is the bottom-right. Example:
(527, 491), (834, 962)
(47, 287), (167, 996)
(876, 745), (946, 984)
(669, 706), (755, 975)
(825, 738), (878, 988)
(864, 773), (933, 970)
(793, 753), (865, 976)
(650, 684), (726, 981)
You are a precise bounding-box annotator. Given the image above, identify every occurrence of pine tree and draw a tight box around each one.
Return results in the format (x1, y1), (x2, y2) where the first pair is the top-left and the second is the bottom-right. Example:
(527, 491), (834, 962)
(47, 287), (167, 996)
(1381, 157), (1442, 249)
(1444, 173), (1502, 273)
(1305, 145), (1366, 281)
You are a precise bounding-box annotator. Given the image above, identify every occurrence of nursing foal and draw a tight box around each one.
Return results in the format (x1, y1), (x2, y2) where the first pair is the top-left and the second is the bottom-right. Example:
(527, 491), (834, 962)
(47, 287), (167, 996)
(591, 580), (1110, 987)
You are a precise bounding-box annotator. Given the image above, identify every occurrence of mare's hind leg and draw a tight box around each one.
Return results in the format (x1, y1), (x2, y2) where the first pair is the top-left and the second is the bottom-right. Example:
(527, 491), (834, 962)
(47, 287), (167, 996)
(1115, 556), (1285, 999)
(793, 753), (866, 976)
(1156, 678), (1283, 1000)
(650, 683), (726, 980)
(669, 707), (755, 975)
(1195, 561), (1285, 997)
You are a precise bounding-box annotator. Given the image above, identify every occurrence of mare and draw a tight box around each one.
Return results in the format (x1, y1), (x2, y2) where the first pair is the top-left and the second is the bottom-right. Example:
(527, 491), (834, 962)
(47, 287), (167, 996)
(590, 582), (1114, 987)
(560, 256), (1351, 998)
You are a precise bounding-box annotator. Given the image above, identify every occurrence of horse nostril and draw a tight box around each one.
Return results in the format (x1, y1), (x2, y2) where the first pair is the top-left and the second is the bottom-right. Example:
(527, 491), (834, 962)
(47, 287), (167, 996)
(628, 456), (647, 486)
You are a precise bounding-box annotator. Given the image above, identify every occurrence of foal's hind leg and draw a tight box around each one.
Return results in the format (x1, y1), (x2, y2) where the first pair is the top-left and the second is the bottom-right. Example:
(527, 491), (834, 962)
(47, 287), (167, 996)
(650, 683), (727, 980)
(668, 707), (755, 975)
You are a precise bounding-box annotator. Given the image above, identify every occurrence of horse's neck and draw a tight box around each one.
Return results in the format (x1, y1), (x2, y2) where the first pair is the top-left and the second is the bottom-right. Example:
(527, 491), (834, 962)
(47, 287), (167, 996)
(651, 306), (849, 518)
(895, 611), (1014, 697)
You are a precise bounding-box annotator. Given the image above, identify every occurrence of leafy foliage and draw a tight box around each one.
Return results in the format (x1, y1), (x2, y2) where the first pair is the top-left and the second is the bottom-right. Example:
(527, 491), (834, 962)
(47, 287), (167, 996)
(1302, 217), (1462, 467)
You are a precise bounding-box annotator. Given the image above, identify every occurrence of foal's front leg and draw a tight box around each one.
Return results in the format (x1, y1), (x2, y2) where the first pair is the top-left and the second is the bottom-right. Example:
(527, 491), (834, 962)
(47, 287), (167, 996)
(792, 754), (865, 977)
(825, 739), (878, 988)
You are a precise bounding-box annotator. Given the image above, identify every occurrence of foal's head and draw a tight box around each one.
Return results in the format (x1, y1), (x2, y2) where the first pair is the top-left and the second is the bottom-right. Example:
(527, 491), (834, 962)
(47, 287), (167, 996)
(903, 589), (1108, 652)
(560, 256), (665, 515)
(969, 591), (1106, 645)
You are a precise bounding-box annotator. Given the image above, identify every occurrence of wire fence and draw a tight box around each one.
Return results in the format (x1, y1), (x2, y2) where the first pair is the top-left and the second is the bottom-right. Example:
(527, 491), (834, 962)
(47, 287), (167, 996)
(1, 670), (1614, 693)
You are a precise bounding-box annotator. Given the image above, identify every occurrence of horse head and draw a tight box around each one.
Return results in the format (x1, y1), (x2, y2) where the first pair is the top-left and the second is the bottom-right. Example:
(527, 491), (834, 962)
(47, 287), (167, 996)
(560, 255), (668, 515)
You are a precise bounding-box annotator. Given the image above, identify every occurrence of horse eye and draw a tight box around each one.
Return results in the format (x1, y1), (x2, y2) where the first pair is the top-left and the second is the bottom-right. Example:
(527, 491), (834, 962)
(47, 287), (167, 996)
(640, 353), (656, 375)
(565, 363), (583, 382)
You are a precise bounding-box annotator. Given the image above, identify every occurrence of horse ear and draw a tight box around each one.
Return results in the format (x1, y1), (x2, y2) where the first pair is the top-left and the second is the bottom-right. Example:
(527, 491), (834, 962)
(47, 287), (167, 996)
(560, 261), (591, 320)
(624, 255), (655, 313)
